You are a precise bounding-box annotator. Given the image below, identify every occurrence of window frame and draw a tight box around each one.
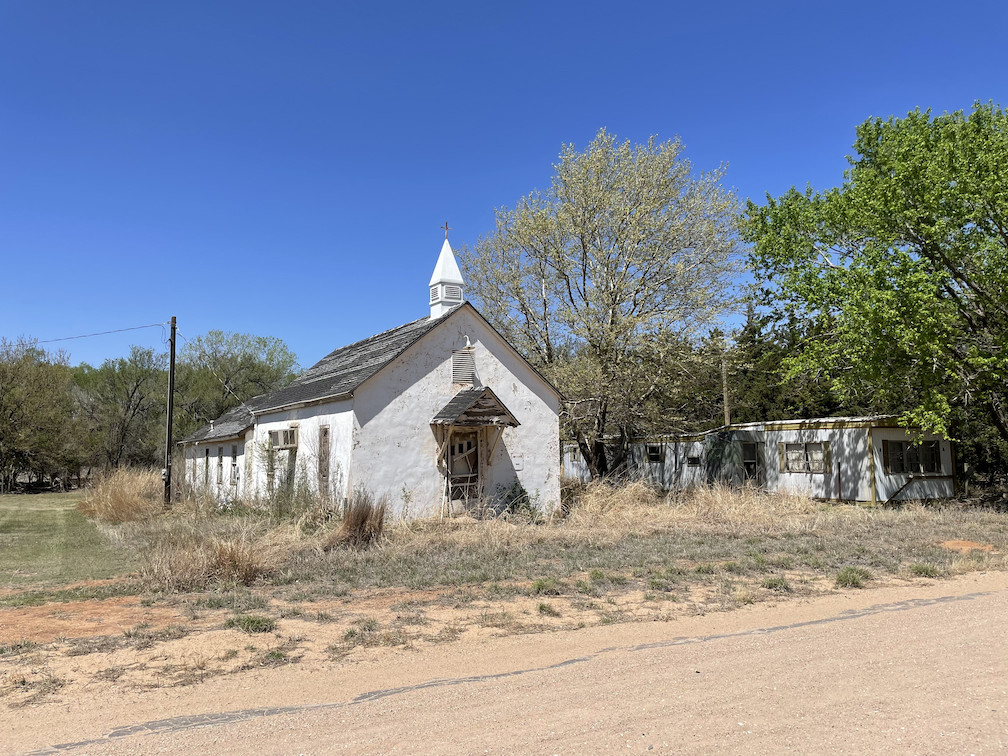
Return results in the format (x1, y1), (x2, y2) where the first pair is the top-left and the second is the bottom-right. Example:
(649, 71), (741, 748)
(268, 427), (298, 450)
(780, 441), (830, 475)
(883, 439), (941, 475)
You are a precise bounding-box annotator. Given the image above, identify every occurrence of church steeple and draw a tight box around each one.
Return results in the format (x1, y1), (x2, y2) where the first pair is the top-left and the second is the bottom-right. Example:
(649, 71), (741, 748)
(429, 230), (464, 320)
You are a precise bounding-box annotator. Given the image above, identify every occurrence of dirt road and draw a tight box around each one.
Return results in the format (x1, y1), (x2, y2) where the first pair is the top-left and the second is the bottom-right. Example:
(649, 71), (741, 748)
(6, 571), (1008, 755)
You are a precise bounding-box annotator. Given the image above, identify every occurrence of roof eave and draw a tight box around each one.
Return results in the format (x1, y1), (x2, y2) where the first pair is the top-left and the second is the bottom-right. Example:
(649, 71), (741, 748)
(253, 391), (354, 416)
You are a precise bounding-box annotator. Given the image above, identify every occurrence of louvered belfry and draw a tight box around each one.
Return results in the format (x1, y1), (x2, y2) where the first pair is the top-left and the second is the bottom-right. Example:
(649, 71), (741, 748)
(428, 238), (465, 319)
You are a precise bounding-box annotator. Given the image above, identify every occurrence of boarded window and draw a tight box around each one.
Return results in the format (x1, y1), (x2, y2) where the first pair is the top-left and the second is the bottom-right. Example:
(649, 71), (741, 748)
(318, 425), (330, 496)
(883, 440), (940, 475)
(452, 349), (475, 384)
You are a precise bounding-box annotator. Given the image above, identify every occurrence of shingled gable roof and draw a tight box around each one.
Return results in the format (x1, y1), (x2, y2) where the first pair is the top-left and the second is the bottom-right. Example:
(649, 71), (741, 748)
(252, 312), (443, 413)
(181, 396), (267, 444)
(183, 302), (562, 444)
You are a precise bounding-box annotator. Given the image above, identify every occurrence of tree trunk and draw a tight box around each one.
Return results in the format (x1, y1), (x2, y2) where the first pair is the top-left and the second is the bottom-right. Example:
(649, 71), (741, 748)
(986, 392), (1008, 446)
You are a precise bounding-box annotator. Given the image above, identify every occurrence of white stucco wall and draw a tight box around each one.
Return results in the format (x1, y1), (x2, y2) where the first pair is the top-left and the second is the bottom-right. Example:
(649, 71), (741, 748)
(184, 437), (247, 501)
(251, 400), (354, 501)
(351, 308), (561, 518)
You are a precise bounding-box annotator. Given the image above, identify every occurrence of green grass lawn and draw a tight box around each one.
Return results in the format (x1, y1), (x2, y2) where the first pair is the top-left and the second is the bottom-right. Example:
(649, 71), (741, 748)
(0, 491), (136, 592)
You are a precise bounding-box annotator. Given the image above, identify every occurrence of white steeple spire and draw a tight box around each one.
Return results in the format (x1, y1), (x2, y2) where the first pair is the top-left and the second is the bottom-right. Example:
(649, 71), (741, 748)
(429, 232), (464, 319)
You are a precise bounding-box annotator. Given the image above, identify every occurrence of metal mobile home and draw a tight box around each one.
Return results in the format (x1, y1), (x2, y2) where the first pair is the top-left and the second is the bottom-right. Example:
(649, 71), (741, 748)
(563, 416), (956, 504)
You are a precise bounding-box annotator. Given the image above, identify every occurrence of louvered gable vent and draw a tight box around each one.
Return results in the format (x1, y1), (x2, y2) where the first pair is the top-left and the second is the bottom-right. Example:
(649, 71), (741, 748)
(452, 349), (475, 385)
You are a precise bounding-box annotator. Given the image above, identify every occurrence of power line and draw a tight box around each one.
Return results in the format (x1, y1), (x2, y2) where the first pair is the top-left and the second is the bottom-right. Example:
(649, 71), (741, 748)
(38, 322), (170, 344)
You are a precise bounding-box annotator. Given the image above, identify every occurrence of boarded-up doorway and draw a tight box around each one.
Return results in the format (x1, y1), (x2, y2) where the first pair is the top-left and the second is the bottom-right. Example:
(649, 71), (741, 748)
(449, 430), (479, 504)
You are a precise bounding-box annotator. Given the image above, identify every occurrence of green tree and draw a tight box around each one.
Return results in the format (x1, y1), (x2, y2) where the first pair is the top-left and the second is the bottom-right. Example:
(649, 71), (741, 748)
(744, 102), (1008, 444)
(0, 339), (75, 490)
(461, 129), (741, 477)
(75, 347), (167, 468)
(175, 331), (298, 437)
(728, 304), (845, 425)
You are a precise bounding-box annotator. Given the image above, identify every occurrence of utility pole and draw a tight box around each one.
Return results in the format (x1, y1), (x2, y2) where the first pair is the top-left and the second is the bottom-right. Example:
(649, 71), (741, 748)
(163, 315), (176, 508)
(721, 347), (730, 427)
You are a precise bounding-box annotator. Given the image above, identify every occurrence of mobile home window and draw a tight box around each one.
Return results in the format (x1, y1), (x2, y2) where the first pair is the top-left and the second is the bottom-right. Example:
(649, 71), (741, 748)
(741, 442), (759, 480)
(781, 442), (829, 474)
(884, 440), (940, 475)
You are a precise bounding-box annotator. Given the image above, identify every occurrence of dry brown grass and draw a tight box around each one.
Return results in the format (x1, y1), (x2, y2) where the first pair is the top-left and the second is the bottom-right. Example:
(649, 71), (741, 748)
(75, 471), (1008, 599)
(78, 467), (163, 524)
(136, 517), (307, 592)
(563, 480), (822, 536)
(323, 492), (386, 551)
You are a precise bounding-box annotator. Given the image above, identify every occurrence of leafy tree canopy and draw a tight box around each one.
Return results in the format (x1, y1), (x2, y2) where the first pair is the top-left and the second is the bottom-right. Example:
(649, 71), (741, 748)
(744, 101), (1008, 442)
(176, 331), (298, 437)
(462, 128), (741, 476)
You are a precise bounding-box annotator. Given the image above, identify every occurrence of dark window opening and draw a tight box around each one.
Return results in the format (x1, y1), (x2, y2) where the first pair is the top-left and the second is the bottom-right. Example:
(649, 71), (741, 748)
(884, 440), (940, 475)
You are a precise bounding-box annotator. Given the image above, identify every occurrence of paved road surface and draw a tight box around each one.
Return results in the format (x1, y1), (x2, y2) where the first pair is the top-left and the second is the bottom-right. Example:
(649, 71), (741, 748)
(7, 572), (1008, 754)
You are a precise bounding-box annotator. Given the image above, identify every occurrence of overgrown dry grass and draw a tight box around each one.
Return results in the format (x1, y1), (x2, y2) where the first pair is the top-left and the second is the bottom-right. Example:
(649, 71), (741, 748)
(128, 514), (307, 592)
(78, 467), (164, 523)
(69, 470), (1008, 601)
(323, 491), (386, 551)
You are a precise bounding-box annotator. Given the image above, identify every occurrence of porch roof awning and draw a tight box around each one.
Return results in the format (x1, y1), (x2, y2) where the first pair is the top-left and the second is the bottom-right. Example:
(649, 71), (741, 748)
(431, 387), (520, 428)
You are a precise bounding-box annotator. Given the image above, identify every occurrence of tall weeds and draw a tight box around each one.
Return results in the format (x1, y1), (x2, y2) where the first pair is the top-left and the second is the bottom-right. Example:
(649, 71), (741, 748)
(323, 490), (386, 551)
(78, 467), (163, 524)
(136, 518), (304, 591)
(78, 469), (1008, 594)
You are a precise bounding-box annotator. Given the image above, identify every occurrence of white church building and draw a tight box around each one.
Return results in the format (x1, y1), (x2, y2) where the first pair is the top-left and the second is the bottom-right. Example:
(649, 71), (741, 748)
(182, 236), (562, 518)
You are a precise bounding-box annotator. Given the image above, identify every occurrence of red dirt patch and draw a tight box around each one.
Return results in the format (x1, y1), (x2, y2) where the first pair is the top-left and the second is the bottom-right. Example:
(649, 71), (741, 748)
(0, 597), (187, 644)
(940, 539), (995, 554)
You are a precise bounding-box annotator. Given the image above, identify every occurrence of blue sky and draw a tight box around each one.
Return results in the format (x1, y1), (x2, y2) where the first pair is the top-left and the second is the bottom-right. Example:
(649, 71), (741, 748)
(2, 1), (1005, 369)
